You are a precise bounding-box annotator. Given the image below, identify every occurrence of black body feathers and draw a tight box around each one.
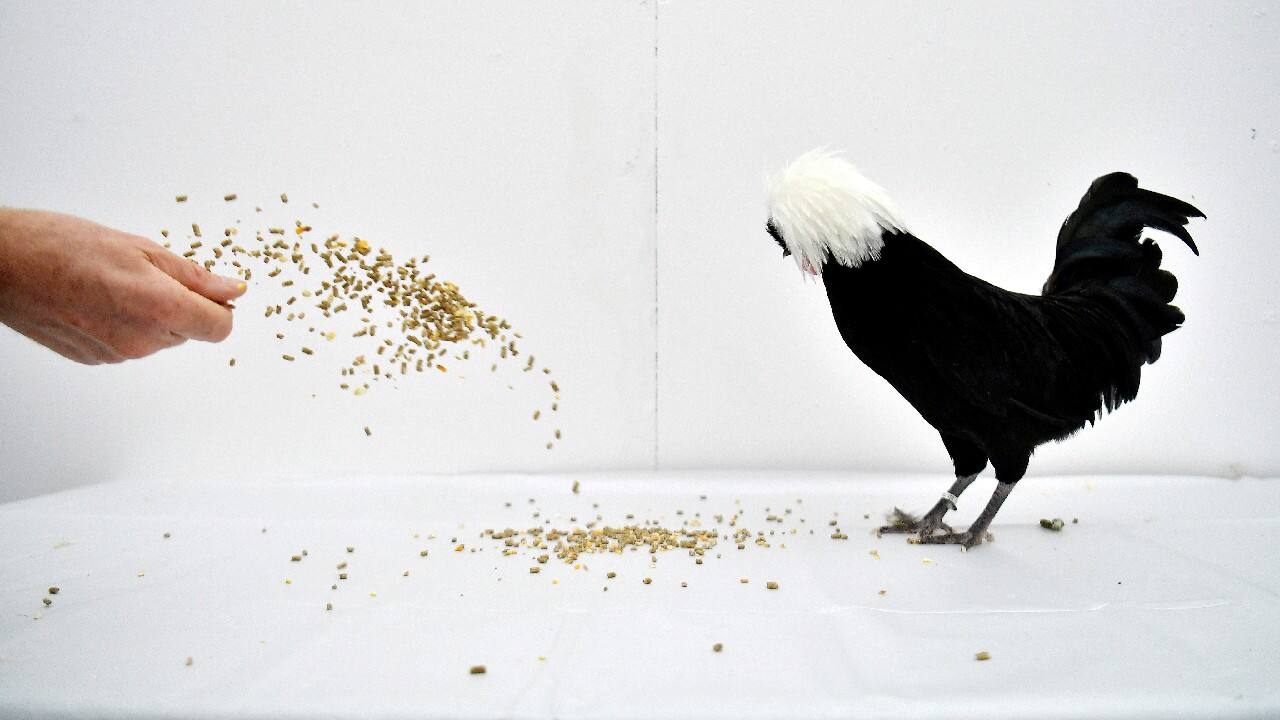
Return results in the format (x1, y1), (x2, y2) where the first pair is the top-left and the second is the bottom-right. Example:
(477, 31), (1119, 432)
(821, 174), (1202, 482)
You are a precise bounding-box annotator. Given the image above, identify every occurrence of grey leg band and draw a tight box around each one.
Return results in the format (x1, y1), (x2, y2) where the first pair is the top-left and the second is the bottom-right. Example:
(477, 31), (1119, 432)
(940, 491), (959, 512)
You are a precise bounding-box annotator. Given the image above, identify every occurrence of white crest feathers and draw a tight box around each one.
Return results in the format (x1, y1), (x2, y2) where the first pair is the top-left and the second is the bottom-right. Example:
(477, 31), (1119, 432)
(767, 150), (908, 273)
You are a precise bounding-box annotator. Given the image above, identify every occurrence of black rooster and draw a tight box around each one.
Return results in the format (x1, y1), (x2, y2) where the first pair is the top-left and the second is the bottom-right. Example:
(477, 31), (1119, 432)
(765, 151), (1202, 549)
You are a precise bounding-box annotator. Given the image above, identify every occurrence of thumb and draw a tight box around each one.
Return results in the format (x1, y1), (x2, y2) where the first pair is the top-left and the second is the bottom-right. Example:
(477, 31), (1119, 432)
(141, 242), (247, 304)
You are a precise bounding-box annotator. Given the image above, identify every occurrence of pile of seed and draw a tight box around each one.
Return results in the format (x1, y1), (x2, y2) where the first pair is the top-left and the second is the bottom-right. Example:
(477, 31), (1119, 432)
(166, 193), (561, 447)
(482, 524), (726, 564)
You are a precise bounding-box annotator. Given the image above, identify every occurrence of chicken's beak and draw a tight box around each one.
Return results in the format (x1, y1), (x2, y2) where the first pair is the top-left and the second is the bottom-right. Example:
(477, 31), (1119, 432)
(799, 257), (819, 276)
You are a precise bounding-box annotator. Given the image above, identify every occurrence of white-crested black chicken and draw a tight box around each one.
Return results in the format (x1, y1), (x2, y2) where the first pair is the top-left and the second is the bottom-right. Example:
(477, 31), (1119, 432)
(765, 151), (1203, 549)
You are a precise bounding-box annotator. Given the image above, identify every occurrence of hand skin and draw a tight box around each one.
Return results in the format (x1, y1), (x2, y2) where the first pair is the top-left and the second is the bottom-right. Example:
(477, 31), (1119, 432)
(0, 208), (247, 365)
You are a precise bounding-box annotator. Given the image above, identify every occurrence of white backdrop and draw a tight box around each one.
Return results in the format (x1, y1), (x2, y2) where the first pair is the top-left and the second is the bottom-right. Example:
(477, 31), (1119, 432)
(657, 0), (1280, 478)
(2, 1), (1278, 502)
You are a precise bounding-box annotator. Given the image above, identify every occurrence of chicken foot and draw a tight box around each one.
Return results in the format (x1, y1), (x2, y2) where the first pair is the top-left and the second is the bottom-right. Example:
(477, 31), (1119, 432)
(918, 480), (1015, 550)
(877, 472), (980, 539)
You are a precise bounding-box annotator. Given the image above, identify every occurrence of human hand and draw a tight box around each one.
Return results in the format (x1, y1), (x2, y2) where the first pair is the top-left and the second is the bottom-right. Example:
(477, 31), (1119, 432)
(0, 208), (247, 364)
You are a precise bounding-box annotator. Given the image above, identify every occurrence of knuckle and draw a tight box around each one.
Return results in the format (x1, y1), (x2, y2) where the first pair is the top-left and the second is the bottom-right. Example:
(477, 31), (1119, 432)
(151, 297), (181, 327)
(109, 336), (151, 360)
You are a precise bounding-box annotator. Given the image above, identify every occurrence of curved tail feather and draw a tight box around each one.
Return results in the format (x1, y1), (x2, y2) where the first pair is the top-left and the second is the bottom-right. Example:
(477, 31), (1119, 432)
(1043, 172), (1203, 365)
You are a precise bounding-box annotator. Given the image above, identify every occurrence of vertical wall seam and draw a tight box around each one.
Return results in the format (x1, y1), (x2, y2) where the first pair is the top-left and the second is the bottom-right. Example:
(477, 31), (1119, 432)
(652, 0), (660, 471)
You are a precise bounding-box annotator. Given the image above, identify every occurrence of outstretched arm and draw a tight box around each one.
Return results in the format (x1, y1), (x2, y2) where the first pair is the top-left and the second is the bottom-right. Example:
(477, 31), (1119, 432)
(0, 208), (247, 364)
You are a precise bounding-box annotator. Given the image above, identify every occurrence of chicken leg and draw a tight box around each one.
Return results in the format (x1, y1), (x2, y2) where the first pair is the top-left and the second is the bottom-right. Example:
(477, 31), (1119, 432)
(877, 472), (980, 539)
(918, 480), (1015, 550)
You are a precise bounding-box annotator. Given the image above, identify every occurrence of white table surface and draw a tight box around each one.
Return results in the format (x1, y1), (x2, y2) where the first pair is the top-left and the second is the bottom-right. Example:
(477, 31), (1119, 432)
(1, 472), (1277, 719)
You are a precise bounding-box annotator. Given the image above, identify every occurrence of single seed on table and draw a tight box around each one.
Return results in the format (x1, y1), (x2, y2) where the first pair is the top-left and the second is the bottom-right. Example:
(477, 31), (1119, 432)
(325, 602), (332, 611)
(338, 573), (348, 580)
(290, 555), (301, 562)
(347, 546), (354, 553)
(529, 567), (540, 574)
(975, 651), (991, 661)
(48, 586), (60, 595)
(419, 549), (428, 557)
(301, 347), (313, 355)
(740, 578), (749, 584)
(571, 480), (580, 494)
(280, 192), (289, 203)
(537, 554), (548, 563)
(282, 354), (295, 362)
(185, 656), (193, 666)
(469, 665), (486, 675)
(713, 643), (723, 652)
(403, 570), (409, 576)
(766, 581), (779, 590)
(607, 572), (616, 579)
(192, 224), (202, 237)
(336, 561), (347, 570)
(42, 597), (52, 606)
(223, 193), (237, 201)
(175, 195), (188, 203)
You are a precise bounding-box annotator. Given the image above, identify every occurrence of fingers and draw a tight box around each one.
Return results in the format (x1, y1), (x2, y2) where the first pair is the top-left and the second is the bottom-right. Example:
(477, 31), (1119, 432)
(134, 237), (240, 343)
(162, 288), (234, 343)
(139, 240), (247, 304)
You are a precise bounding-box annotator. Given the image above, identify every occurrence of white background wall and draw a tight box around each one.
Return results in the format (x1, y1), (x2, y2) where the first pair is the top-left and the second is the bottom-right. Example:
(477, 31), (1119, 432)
(2, 1), (1277, 502)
